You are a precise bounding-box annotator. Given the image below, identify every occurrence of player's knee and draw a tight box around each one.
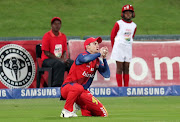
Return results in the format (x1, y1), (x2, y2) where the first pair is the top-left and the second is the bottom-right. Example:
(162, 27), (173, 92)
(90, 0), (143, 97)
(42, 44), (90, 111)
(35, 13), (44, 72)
(123, 68), (129, 74)
(116, 69), (122, 74)
(55, 60), (65, 68)
(116, 67), (123, 74)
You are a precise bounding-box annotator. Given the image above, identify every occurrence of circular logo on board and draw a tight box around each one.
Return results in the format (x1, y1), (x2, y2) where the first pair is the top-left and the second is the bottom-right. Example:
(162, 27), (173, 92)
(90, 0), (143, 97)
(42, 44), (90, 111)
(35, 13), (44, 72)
(0, 44), (35, 88)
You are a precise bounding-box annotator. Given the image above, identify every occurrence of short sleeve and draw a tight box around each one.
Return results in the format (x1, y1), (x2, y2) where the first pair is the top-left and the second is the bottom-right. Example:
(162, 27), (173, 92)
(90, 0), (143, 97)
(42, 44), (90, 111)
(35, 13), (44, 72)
(41, 33), (50, 51)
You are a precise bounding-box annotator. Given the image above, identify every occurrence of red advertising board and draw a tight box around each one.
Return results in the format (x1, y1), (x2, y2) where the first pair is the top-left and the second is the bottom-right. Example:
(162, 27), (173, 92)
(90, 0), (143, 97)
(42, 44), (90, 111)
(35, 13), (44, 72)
(0, 40), (42, 89)
(0, 40), (180, 88)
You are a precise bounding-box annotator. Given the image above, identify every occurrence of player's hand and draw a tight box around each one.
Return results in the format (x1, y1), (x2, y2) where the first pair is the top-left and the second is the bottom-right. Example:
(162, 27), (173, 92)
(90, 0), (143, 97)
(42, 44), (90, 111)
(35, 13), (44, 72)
(102, 46), (108, 58)
(58, 58), (65, 63)
(58, 57), (67, 63)
(100, 47), (108, 58)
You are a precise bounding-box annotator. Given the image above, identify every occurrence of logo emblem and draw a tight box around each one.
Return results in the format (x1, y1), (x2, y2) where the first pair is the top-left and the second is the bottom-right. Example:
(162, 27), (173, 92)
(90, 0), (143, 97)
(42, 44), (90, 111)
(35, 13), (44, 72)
(0, 44), (35, 88)
(54, 44), (62, 57)
(91, 68), (94, 71)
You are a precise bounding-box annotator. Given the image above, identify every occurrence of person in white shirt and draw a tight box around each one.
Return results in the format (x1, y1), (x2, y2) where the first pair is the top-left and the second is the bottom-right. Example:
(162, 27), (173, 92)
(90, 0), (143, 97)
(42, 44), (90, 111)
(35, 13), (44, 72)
(111, 4), (137, 87)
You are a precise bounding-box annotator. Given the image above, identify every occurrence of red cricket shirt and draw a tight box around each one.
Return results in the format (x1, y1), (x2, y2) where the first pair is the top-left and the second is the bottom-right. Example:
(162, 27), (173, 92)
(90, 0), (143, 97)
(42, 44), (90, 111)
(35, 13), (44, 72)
(41, 30), (67, 61)
(62, 51), (100, 89)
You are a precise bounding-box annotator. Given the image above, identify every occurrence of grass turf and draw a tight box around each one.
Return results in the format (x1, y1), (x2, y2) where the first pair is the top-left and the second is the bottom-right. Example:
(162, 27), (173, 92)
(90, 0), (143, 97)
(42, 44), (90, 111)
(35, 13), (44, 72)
(0, 0), (179, 38)
(0, 96), (180, 122)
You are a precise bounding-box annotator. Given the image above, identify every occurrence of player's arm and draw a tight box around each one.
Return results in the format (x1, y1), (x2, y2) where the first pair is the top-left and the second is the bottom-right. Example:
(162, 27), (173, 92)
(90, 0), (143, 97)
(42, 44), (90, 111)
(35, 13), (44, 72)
(132, 27), (137, 38)
(98, 59), (110, 78)
(61, 35), (68, 61)
(44, 51), (66, 63)
(75, 53), (101, 65)
(111, 22), (119, 47)
(44, 51), (58, 59)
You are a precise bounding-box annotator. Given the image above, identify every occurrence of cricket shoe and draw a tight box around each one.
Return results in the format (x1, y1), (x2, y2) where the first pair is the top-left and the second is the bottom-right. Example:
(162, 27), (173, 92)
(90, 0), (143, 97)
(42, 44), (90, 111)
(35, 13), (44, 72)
(73, 102), (81, 114)
(60, 108), (78, 118)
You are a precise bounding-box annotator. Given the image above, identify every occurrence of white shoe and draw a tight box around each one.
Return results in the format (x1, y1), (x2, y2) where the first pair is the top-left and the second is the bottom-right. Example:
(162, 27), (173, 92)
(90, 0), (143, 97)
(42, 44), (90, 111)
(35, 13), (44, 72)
(60, 108), (78, 118)
(73, 103), (81, 114)
(71, 112), (78, 117)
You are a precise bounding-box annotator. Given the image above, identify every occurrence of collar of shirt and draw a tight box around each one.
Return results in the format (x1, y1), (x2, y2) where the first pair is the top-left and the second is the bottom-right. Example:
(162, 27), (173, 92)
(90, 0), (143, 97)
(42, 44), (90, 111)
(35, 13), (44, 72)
(86, 50), (90, 54)
(49, 29), (62, 37)
(122, 19), (132, 23)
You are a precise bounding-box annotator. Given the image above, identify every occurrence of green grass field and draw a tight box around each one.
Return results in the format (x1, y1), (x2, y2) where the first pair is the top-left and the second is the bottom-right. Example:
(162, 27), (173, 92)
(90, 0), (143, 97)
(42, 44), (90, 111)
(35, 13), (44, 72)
(1, 96), (180, 122)
(0, 0), (179, 38)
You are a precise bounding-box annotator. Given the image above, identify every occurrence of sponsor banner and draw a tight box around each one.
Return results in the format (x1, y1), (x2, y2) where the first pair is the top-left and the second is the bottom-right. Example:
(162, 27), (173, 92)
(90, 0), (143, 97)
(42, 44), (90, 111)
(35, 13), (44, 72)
(0, 89), (13, 99)
(1, 86), (180, 99)
(88, 87), (119, 97)
(0, 87), (60, 99)
(172, 85), (180, 96)
(0, 40), (48, 89)
(0, 44), (35, 88)
(125, 86), (172, 96)
(13, 87), (60, 99)
(69, 40), (180, 87)
(1, 40), (180, 88)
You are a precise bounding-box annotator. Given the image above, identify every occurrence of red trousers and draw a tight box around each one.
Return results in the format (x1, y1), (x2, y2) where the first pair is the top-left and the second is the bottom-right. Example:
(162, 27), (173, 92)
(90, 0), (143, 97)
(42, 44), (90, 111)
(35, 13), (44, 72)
(61, 83), (108, 117)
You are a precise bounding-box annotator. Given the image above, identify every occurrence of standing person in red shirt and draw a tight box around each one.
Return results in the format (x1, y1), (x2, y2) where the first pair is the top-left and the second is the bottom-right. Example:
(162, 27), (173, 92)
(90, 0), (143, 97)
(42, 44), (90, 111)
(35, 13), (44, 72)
(60, 37), (110, 118)
(41, 17), (73, 87)
(111, 5), (137, 87)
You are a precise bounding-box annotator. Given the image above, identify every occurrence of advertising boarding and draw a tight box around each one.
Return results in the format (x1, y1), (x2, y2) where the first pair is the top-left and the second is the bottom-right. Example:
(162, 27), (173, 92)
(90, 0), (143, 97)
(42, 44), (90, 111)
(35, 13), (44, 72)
(0, 40), (180, 89)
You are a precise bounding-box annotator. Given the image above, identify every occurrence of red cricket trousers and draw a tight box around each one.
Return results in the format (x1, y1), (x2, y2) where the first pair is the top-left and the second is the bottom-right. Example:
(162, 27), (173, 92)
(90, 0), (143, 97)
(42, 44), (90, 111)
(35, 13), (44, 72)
(61, 83), (108, 117)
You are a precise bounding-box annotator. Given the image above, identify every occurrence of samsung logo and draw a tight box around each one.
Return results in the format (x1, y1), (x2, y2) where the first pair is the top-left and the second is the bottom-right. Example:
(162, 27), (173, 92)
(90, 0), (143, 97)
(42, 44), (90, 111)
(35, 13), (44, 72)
(127, 87), (165, 96)
(21, 88), (57, 97)
(0, 90), (6, 97)
(88, 88), (111, 96)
